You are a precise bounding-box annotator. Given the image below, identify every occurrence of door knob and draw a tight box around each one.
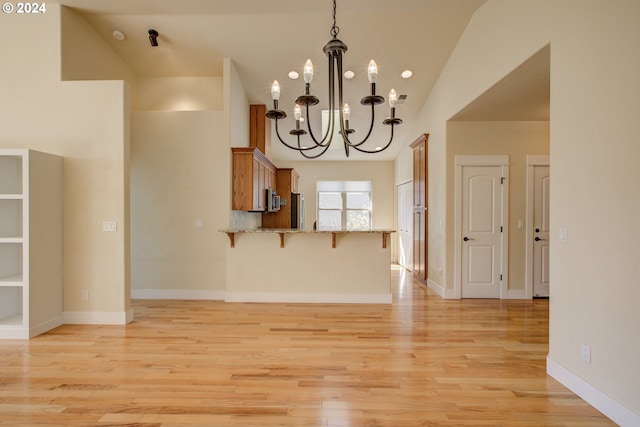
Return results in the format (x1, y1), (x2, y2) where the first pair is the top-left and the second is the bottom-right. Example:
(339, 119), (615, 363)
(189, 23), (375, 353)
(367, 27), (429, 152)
(463, 236), (474, 241)
(535, 236), (546, 241)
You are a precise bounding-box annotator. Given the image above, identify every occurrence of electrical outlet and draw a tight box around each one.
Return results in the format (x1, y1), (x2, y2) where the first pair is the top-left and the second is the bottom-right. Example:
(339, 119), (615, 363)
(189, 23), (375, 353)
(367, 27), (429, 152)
(581, 343), (591, 363)
(82, 290), (89, 301)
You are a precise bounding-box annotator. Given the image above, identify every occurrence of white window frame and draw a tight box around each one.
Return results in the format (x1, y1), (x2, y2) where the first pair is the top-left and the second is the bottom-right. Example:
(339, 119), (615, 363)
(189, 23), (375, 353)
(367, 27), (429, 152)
(316, 180), (372, 231)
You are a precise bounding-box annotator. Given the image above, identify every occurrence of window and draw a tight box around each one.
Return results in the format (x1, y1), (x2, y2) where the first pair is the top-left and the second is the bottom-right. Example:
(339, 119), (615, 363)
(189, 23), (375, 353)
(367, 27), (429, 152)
(317, 181), (372, 230)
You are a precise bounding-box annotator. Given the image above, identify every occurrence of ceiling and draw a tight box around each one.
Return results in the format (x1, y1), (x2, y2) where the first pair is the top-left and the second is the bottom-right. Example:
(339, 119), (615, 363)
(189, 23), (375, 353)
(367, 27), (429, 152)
(51, 0), (549, 161)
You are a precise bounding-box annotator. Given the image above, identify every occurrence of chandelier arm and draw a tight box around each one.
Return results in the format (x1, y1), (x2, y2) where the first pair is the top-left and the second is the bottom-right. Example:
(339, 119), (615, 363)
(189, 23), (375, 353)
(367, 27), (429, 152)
(350, 123), (396, 154)
(299, 141), (332, 159)
(303, 104), (332, 147)
(273, 118), (324, 152)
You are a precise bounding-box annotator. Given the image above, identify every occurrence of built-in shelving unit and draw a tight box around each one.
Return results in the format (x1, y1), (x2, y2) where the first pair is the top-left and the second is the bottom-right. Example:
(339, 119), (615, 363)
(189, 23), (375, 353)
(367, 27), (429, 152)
(0, 149), (62, 339)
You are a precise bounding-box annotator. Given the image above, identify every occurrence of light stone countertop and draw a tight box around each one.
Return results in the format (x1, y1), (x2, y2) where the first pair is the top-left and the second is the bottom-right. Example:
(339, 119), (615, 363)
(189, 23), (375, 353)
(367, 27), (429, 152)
(219, 228), (395, 234)
(219, 228), (395, 248)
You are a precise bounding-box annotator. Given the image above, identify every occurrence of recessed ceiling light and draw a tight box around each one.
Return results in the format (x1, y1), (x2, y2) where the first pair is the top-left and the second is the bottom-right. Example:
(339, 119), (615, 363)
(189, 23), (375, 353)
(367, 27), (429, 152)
(344, 70), (355, 79)
(401, 70), (413, 79)
(289, 71), (299, 79)
(112, 30), (126, 41)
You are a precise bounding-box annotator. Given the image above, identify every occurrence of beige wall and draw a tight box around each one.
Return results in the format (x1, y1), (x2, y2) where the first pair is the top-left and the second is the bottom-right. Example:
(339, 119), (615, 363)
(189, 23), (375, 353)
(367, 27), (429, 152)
(0, 5), (132, 321)
(395, 0), (640, 418)
(282, 161), (395, 232)
(133, 77), (223, 111)
(446, 121), (550, 292)
(131, 111), (227, 296)
(129, 65), (236, 296)
(225, 232), (391, 303)
(60, 7), (136, 84)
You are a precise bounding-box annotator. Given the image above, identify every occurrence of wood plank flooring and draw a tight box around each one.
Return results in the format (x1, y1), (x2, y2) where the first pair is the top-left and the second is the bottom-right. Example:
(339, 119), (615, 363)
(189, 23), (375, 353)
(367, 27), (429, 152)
(0, 266), (615, 426)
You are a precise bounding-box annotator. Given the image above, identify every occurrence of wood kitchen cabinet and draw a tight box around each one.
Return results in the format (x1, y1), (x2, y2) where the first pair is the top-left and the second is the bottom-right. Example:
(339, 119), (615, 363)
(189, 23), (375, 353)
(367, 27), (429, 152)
(231, 147), (276, 211)
(262, 168), (299, 228)
(410, 134), (429, 283)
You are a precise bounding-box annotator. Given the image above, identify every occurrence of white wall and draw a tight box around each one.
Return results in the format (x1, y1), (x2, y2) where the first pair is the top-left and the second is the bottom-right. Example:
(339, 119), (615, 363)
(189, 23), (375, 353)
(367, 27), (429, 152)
(394, 0), (640, 421)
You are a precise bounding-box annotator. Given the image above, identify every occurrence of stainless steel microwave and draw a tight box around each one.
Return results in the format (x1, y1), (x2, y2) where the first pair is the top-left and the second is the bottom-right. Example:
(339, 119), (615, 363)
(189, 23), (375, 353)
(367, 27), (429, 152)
(266, 188), (280, 212)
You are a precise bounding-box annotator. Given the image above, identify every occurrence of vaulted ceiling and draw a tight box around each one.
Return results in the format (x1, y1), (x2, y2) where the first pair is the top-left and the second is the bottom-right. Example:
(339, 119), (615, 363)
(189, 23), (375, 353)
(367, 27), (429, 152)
(51, 0), (549, 161)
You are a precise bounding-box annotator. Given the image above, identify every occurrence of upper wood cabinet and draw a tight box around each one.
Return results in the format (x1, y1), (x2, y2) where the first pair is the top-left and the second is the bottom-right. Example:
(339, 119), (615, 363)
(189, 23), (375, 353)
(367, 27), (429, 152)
(410, 134), (429, 283)
(262, 168), (299, 228)
(231, 147), (276, 211)
(250, 104), (271, 159)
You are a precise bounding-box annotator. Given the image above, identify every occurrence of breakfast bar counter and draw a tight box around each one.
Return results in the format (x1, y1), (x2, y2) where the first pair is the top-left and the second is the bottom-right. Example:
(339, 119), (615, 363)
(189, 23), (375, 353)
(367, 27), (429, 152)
(220, 228), (394, 249)
(219, 229), (395, 304)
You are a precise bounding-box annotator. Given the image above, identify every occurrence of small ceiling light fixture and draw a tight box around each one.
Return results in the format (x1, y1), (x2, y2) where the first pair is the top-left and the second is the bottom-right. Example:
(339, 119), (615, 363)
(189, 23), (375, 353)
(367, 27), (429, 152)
(266, 0), (402, 158)
(148, 29), (159, 47)
(112, 30), (126, 41)
(288, 71), (299, 80)
(401, 70), (413, 79)
(344, 70), (355, 79)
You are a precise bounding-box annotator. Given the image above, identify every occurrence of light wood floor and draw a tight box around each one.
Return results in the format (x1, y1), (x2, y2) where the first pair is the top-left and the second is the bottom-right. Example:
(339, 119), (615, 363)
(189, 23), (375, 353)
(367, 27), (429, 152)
(0, 266), (614, 426)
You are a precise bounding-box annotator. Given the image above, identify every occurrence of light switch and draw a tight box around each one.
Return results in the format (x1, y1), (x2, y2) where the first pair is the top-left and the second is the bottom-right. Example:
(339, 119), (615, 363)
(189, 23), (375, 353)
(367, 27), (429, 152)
(102, 221), (117, 232)
(559, 227), (568, 242)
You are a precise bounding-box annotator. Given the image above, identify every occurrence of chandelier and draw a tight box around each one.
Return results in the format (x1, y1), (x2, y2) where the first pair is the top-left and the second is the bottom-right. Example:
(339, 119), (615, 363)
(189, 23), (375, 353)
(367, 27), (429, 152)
(265, 0), (402, 159)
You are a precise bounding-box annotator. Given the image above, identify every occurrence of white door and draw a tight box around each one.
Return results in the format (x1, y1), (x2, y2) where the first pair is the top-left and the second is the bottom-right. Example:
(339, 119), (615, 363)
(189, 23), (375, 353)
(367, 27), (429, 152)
(533, 166), (550, 297)
(397, 182), (413, 270)
(461, 166), (504, 298)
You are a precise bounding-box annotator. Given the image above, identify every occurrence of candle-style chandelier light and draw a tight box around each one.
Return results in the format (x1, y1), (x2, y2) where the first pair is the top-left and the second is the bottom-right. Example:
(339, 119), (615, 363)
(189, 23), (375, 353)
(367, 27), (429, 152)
(265, 0), (402, 158)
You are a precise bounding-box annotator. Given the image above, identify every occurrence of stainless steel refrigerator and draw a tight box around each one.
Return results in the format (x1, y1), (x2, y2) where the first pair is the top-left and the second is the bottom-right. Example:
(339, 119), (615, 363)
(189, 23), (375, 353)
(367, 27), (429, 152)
(290, 193), (304, 229)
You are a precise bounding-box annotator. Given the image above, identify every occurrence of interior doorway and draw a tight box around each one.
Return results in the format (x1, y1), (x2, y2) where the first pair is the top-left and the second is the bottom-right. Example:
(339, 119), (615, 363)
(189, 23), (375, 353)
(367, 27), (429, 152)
(454, 155), (510, 299)
(397, 181), (413, 271)
(526, 156), (550, 298)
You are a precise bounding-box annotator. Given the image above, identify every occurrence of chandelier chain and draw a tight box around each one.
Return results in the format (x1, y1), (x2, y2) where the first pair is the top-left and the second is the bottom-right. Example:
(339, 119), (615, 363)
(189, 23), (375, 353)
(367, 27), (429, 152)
(331, 0), (339, 38)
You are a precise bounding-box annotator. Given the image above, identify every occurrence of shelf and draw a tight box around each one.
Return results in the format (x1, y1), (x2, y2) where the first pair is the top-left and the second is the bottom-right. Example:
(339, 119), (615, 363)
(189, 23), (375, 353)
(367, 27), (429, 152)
(0, 155), (23, 195)
(0, 314), (23, 327)
(0, 194), (23, 199)
(0, 286), (23, 328)
(0, 243), (22, 279)
(0, 198), (23, 239)
(0, 274), (23, 285)
(0, 237), (23, 243)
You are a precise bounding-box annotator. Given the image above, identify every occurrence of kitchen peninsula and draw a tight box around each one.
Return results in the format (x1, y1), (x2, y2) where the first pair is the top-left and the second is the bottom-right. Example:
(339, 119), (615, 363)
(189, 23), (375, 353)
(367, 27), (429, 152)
(220, 229), (394, 304)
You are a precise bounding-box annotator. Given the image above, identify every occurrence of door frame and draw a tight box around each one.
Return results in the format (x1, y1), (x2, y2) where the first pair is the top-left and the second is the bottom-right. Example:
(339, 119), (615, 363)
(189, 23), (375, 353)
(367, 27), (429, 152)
(454, 155), (510, 299)
(525, 155), (550, 299)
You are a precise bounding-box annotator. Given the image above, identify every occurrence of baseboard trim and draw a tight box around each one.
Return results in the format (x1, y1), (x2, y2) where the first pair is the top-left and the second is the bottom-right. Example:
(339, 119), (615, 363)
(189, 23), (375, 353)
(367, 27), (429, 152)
(427, 279), (458, 299)
(63, 310), (132, 325)
(30, 316), (63, 338)
(547, 356), (639, 426)
(131, 289), (225, 300)
(224, 292), (392, 304)
(426, 278), (445, 298)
